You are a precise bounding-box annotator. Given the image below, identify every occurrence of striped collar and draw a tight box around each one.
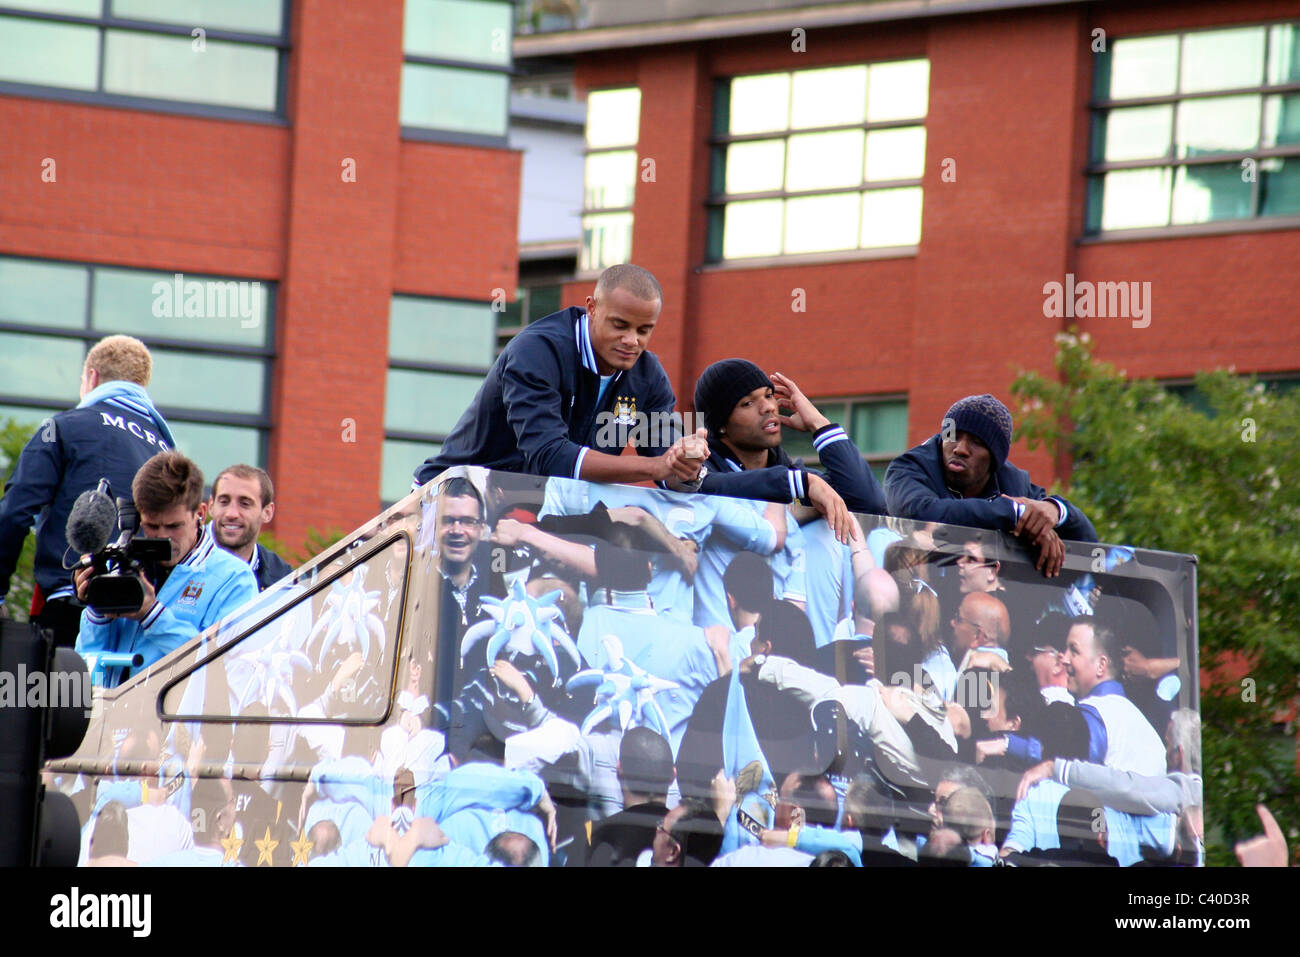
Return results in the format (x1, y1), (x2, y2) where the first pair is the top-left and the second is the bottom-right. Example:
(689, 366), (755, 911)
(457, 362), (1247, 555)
(249, 544), (261, 573)
(576, 312), (601, 374)
(183, 522), (219, 568)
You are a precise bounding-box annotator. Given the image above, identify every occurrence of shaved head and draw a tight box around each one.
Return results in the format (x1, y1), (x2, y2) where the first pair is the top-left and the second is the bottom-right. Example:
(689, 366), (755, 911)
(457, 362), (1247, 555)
(594, 264), (662, 305)
(961, 592), (1010, 647)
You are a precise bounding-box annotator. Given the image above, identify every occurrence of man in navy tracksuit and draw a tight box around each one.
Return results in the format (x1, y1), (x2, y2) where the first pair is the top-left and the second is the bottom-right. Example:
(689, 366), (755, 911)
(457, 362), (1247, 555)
(0, 335), (175, 644)
(884, 394), (1097, 577)
(690, 359), (887, 544)
(413, 265), (703, 489)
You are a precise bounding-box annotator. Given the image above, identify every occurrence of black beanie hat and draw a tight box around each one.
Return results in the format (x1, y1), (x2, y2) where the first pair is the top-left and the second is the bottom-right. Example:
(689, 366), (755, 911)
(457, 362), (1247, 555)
(942, 394), (1013, 471)
(693, 359), (774, 437)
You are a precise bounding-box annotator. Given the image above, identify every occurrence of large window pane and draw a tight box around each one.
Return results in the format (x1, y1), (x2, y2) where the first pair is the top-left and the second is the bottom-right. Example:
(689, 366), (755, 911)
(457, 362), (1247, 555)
(722, 200), (783, 259)
(865, 127), (926, 181)
(1261, 158), (1300, 215)
(1176, 95), (1261, 157)
(0, 333), (83, 403)
(0, 16), (99, 90)
(1181, 27), (1265, 93)
(149, 350), (266, 415)
(584, 150), (637, 209)
(103, 30), (278, 110)
(585, 88), (641, 148)
(389, 296), (494, 367)
(1264, 93), (1300, 147)
(383, 439), (436, 502)
(728, 73), (790, 135)
(1172, 163), (1254, 224)
(724, 140), (785, 194)
(111, 0), (285, 35)
(782, 402), (846, 461)
(1097, 105), (1173, 162)
(1103, 35), (1178, 99)
(93, 269), (270, 347)
(1268, 24), (1300, 84)
(385, 370), (484, 436)
(866, 59), (929, 122)
(1096, 168), (1172, 230)
(0, 259), (88, 328)
(790, 65), (866, 129)
(785, 130), (863, 191)
(784, 193), (859, 254)
(528, 286), (562, 320)
(403, 0), (511, 66)
(581, 212), (634, 272)
(860, 187), (923, 247)
(850, 401), (908, 455)
(168, 421), (261, 481)
(401, 63), (508, 135)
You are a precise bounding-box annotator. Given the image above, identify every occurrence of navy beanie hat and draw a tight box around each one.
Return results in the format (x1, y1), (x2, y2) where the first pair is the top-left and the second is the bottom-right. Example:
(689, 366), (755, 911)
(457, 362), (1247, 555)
(943, 394), (1013, 470)
(693, 359), (773, 437)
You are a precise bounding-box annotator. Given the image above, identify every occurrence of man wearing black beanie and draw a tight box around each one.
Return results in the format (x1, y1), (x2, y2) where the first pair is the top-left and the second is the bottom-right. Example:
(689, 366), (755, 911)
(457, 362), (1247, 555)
(690, 359), (886, 544)
(884, 394), (1097, 576)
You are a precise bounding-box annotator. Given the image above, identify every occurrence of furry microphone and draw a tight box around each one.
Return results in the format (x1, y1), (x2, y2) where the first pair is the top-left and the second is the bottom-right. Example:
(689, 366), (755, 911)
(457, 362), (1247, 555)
(65, 479), (119, 557)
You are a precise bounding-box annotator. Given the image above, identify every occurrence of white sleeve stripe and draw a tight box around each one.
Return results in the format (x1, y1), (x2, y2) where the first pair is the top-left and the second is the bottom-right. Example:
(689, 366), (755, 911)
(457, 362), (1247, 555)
(813, 428), (848, 451)
(787, 469), (799, 502)
(573, 446), (590, 480)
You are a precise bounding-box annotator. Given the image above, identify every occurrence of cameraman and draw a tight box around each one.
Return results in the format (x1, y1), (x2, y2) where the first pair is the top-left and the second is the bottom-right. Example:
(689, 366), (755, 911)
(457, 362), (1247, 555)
(0, 335), (174, 644)
(74, 452), (257, 687)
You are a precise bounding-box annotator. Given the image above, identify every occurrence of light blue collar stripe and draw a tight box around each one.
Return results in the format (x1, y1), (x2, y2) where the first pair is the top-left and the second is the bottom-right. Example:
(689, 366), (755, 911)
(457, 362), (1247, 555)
(577, 314), (599, 373)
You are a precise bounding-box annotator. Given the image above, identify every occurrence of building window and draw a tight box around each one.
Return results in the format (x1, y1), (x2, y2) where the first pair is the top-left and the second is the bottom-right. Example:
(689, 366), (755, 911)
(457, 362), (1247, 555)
(1164, 373), (1300, 416)
(707, 60), (929, 261)
(400, 0), (512, 141)
(0, 256), (274, 483)
(0, 1), (287, 117)
(780, 396), (908, 483)
(383, 294), (496, 502)
(496, 283), (563, 352)
(1087, 22), (1300, 234)
(581, 86), (641, 273)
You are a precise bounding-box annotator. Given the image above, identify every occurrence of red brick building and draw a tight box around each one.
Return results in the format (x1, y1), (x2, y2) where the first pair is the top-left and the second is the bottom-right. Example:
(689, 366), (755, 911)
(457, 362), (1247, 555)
(519, 0), (1300, 483)
(0, 0), (518, 552)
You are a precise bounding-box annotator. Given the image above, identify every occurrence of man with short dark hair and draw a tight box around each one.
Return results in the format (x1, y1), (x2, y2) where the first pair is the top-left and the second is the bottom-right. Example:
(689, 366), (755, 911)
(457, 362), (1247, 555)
(433, 477), (505, 642)
(585, 727), (676, 867)
(0, 334), (175, 643)
(413, 264), (704, 489)
(73, 451), (258, 687)
(884, 394), (1097, 577)
(692, 361), (884, 544)
(209, 464), (293, 591)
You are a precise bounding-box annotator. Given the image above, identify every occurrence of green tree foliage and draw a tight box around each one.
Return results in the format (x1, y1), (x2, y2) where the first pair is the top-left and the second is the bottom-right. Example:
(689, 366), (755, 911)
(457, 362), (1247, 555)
(1012, 330), (1299, 865)
(0, 415), (45, 622)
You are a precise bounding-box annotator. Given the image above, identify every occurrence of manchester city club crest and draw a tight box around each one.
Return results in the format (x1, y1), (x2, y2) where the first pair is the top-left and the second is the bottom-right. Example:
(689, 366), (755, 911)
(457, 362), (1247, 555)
(177, 579), (204, 606)
(610, 395), (637, 426)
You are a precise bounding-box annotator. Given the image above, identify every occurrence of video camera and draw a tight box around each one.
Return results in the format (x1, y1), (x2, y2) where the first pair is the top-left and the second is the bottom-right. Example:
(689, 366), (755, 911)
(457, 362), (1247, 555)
(67, 479), (173, 615)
